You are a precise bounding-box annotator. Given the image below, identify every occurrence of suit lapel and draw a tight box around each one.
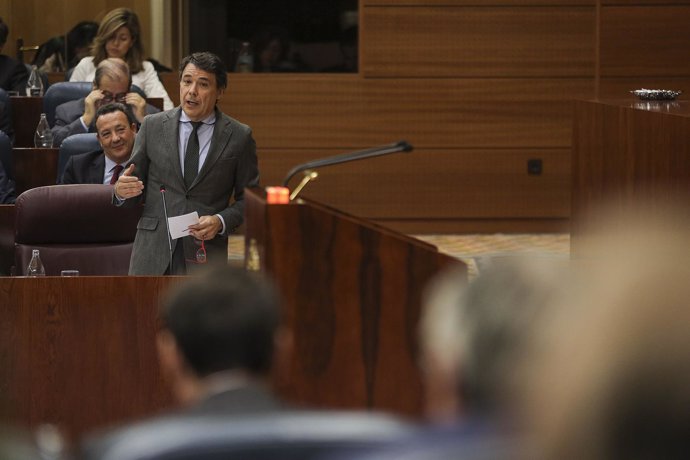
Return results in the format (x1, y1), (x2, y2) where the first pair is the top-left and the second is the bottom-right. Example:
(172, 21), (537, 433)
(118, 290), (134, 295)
(91, 153), (105, 184)
(191, 110), (233, 189)
(163, 108), (185, 188)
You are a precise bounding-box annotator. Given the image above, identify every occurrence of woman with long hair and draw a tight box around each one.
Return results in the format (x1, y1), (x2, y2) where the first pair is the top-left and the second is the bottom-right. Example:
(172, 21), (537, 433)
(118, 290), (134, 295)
(70, 8), (173, 110)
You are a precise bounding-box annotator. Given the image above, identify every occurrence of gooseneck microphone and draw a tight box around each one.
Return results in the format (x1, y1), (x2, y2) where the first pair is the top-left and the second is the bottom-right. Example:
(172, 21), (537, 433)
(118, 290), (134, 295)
(282, 140), (413, 187)
(159, 185), (174, 274)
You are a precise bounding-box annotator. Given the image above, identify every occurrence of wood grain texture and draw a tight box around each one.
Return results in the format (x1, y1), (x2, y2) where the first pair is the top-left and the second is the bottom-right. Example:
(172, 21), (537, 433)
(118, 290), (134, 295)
(362, 6), (596, 77)
(0, 276), (180, 442)
(600, 6), (690, 77)
(12, 147), (58, 194)
(11, 96), (43, 148)
(215, 75), (593, 149)
(571, 99), (690, 245)
(261, 148), (571, 219)
(0, 205), (15, 275)
(245, 189), (463, 416)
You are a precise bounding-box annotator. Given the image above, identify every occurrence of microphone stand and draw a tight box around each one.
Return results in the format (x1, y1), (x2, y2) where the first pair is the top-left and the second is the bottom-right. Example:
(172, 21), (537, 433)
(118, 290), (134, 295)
(159, 185), (174, 274)
(282, 140), (413, 187)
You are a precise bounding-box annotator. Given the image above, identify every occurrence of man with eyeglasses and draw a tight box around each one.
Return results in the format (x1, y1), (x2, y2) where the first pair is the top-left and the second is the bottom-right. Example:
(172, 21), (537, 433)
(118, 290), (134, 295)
(52, 57), (159, 147)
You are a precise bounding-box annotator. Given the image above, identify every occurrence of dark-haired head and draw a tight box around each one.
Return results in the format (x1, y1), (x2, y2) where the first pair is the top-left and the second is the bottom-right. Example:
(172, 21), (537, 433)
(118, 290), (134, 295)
(160, 265), (281, 377)
(179, 52), (227, 90)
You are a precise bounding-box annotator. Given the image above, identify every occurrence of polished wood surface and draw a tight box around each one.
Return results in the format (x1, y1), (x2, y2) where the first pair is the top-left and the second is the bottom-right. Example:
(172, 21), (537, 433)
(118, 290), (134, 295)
(0, 276), (180, 441)
(12, 147), (58, 194)
(571, 99), (690, 244)
(362, 6), (595, 77)
(0, 204), (15, 275)
(10, 96), (43, 148)
(245, 188), (464, 416)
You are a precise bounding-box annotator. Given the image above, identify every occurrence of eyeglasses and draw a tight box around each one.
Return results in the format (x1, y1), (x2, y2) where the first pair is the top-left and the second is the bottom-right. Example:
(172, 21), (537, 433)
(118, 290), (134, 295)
(101, 91), (127, 103)
(185, 237), (207, 264)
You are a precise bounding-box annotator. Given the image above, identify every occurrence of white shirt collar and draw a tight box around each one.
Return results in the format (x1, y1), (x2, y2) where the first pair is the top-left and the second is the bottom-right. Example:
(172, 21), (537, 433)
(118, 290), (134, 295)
(179, 110), (216, 126)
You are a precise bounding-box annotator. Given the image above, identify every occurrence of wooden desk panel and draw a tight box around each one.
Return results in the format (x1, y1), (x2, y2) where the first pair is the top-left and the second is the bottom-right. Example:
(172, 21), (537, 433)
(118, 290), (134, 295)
(571, 99), (690, 245)
(0, 205), (15, 275)
(10, 96), (43, 148)
(0, 276), (180, 442)
(12, 147), (59, 194)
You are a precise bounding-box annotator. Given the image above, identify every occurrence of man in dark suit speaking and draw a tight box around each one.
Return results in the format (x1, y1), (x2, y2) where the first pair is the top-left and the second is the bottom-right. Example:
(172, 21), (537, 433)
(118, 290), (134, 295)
(59, 103), (137, 184)
(114, 52), (259, 275)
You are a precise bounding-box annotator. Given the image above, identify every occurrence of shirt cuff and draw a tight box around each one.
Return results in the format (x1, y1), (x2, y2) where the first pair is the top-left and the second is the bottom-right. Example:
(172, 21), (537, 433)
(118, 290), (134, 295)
(215, 214), (227, 235)
(79, 116), (89, 132)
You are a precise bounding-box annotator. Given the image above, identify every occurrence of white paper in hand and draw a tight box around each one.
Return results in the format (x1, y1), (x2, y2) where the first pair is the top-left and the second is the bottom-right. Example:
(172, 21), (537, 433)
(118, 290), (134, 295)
(168, 211), (199, 239)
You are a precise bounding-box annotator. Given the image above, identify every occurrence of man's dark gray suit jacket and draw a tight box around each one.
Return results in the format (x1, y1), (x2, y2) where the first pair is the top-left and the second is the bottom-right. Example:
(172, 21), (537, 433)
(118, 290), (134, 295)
(122, 107), (259, 275)
(59, 149), (106, 184)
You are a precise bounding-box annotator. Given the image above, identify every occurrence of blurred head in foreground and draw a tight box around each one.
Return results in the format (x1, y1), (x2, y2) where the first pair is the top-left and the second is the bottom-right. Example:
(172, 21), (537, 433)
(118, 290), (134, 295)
(523, 200), (690, 459)
(157, 266), (286, 406)
(419, 256), (568, 425)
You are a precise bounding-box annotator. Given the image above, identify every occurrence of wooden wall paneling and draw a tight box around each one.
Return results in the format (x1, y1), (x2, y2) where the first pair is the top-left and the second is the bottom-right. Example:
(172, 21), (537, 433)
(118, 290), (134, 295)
(260, 148), (571, 219)
(376, 217), (570, 234)
(600, 6), (690, 77)
(218, 76), (594, 149)
(361, 6), (596, 77)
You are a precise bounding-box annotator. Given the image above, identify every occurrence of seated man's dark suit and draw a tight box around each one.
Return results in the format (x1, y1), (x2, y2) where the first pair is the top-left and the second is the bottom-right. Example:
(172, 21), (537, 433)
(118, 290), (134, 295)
(52, 98), (159, 147)
(0, 54), (29, 94)
(0, 159), (16, 203)
(60, 149), (107, 184)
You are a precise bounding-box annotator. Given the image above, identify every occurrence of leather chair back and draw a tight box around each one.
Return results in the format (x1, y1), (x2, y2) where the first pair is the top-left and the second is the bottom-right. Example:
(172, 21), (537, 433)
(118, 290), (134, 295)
(14, 184), (141, 275)
(57, 133), (100, 182)
(43, 81), (92, 127)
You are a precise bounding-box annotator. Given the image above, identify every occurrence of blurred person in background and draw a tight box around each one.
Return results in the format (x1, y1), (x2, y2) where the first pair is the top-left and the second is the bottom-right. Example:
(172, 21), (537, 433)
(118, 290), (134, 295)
(0, 17), (29, 94)
(70, 8), (174, 110)
(33, 21), (99, 73)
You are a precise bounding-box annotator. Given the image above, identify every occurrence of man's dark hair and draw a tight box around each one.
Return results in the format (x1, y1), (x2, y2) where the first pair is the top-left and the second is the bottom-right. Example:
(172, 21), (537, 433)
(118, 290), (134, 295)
(0, 18), (8, 47)
(179, 52), (227, 90)
(95, 102), (137, 128)
(160, 266), (281, 377)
